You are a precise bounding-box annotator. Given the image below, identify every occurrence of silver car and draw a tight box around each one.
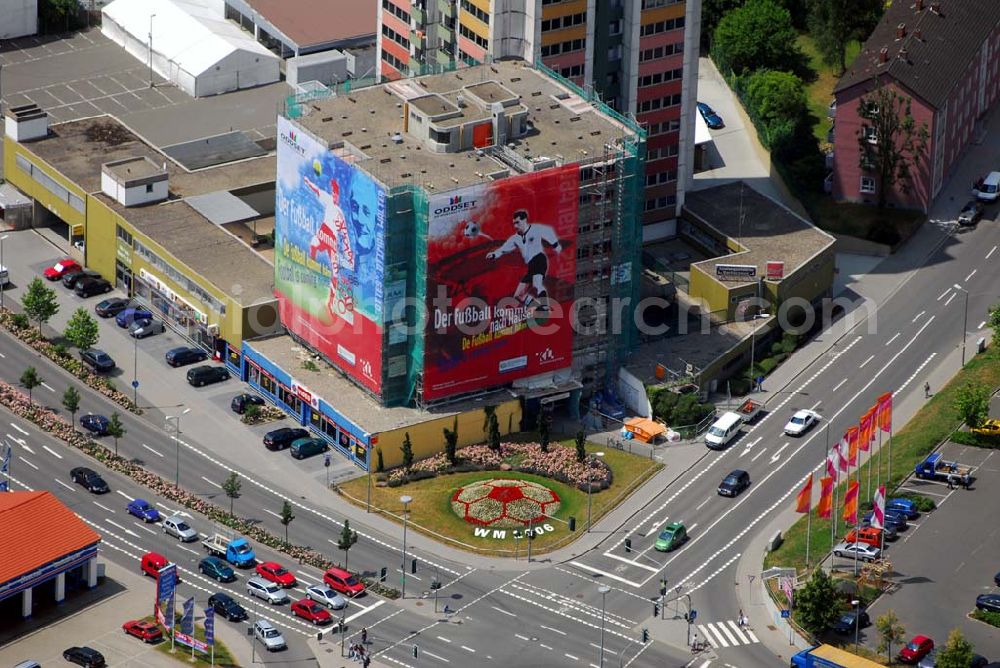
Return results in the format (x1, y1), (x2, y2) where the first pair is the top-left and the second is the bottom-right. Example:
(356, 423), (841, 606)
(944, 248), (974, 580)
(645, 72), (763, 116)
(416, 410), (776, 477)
(306, 584), (348, 610)
(253, 619), (286, 652)
(831, 541), (881, 562)
(129, 318), (165, 338)
(247, 576), (288, 605)
(162, 515), (198, 542)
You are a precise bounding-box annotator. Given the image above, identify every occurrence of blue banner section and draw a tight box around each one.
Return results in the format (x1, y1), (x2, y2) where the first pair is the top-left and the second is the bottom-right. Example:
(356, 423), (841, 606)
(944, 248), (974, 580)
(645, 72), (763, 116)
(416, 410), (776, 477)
(204, 607), (215, 646)
(180, 596), (195, 635)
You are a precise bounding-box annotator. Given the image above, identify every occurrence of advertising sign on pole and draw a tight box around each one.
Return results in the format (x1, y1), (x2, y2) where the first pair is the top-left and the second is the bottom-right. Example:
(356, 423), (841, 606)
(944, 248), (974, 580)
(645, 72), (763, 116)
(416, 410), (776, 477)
(204, 607), (215, 646)
(765, 261), (785, 280)
(180, 596), (195, 635)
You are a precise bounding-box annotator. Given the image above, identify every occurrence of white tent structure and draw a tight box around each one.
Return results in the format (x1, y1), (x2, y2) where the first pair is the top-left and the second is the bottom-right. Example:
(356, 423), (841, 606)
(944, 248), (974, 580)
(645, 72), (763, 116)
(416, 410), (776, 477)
(102, 0), (280, 97)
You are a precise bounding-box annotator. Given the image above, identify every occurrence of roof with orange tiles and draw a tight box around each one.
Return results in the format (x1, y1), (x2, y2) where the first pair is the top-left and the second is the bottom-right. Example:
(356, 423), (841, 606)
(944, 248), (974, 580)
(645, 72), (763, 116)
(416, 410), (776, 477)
(0, 491), (101, 585)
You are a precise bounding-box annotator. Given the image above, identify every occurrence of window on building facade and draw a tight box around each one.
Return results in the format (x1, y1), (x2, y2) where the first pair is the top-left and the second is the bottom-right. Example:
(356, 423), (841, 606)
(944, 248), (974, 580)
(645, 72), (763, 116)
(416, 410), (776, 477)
(860, 176), (876, 194)
(862, 125), (878, 144)
(381, 50), (407, 73)
(460, 0), (490, 24)
(381, 0), (411, 24)
(459, 23), (489, 49)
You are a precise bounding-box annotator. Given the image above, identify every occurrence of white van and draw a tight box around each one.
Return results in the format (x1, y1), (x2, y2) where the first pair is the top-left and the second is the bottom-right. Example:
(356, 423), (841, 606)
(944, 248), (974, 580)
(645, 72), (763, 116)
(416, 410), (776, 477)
(972, 171), (1000, 202)
(705, 411), (744, 449)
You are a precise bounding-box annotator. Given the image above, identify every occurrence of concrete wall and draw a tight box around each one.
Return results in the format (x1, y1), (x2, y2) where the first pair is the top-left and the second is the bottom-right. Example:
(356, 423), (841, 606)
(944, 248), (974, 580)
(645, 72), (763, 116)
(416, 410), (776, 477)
(287, 51), (349, 88)
(0, 0), (37, 38)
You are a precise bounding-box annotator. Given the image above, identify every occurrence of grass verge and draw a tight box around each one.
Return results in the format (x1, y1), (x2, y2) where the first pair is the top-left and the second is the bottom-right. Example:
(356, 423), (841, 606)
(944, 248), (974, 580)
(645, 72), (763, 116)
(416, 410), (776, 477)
(148, 616), (238, 667)
(338, 440), (661, 557)
(797, 34), (860, 145)
(764, 347), (1000, 573)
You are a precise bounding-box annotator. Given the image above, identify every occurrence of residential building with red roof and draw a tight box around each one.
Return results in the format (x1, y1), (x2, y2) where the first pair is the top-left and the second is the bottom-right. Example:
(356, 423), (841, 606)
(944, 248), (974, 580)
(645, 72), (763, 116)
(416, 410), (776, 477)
(830, 0), (1000, 212)
(0, 491), (102, 619)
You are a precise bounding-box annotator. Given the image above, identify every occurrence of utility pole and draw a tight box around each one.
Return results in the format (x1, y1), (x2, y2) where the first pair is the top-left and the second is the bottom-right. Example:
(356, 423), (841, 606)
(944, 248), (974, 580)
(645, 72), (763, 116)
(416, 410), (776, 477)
(148, 14), (156, 88)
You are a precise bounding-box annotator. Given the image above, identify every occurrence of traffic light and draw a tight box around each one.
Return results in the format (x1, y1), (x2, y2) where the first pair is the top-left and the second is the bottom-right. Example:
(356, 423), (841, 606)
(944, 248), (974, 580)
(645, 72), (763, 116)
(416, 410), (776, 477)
(411, 558), (418, 574)
(642, 628), (649, 643)
(380, 567), (388, 582)
(653, 602), (660, 618)
(624, 538), (632, 553)
(568, 516), (577, 532)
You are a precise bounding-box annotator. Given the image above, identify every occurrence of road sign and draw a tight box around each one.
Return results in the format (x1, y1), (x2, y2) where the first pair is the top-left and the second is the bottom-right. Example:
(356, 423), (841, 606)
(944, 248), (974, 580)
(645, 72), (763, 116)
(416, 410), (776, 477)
(781, 609), (790, 619)
(324, 454), (331, 467)
(131, 380), (139, 388)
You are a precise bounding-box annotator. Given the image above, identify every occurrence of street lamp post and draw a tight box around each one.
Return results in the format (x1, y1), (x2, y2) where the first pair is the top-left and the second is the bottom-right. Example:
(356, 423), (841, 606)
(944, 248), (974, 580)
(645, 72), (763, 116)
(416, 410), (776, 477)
(749, 313), (770, 392)
(0, 234), (9, 311)
(598, 585), (611, 668)
(852, 599), (861, 654)
(148, 14), (156, 88)
(132, 330), (138, 406)
(586, 451), (605, 532)
(953, 284), (969, 366)
(166, 408), (190, 489)
(400, 495), (412, 599)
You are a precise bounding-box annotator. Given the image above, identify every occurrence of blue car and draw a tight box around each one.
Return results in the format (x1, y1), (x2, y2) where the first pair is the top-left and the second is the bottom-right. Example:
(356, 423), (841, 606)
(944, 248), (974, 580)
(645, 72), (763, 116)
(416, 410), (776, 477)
(116, 307), (153, 328)
(862, 509), (908, 530)
(697, 102), (724, 129)
(80, 414), (110, 436)
(886, 497), (919, 519)
(127, 499), (161, 523)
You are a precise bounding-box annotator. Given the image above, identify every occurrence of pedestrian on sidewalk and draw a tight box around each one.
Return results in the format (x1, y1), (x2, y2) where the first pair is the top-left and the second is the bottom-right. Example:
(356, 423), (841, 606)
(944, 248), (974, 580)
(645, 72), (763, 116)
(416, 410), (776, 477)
(962, 474), (970, 490)
(362, 627), (368, 645)
(924, 381), (931, 398)
(947, 472), (955, 490)
(363, 655), (371, 668)
(738, 609), (744, 627)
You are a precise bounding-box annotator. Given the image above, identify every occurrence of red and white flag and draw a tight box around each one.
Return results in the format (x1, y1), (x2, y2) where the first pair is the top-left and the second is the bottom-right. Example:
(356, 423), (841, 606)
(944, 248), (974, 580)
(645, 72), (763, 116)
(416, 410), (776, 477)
(837, 441), (849, 473)
(871, 485), (886, 529)
(826, 448), (839, 481)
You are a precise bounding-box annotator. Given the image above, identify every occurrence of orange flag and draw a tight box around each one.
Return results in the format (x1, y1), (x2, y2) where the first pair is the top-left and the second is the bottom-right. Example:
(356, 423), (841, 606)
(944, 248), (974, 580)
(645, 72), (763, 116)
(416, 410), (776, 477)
(817, 476), (833, 519)
(845, 427), (859, 466)
(842, 481), (860, 524)
(795, 476), (813, 513)
(859, 407), (876, 452)
(877, 392), (893, 433)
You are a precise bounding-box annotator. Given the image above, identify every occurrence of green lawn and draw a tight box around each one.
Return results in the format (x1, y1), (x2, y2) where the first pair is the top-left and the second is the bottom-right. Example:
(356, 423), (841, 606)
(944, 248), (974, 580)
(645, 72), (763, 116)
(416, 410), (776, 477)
(764, 347), (1000, 573)
(797, 34), (861, 145)
(339, 441), (661, 557)
(149, 615), (238, 667)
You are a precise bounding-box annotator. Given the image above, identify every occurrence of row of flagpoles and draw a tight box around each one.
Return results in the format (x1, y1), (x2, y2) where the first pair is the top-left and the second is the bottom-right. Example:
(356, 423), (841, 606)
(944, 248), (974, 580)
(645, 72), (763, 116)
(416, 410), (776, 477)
(794, 391), (894, 568)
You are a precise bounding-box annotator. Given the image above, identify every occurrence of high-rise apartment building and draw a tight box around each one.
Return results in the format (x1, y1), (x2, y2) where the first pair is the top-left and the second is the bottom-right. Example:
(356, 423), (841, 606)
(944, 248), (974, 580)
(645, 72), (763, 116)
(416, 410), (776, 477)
(377, 0), (701, 237)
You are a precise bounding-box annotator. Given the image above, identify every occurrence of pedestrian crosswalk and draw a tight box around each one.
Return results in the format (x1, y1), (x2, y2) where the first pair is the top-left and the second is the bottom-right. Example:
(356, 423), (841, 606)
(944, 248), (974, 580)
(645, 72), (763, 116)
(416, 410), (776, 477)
(695, 620), (760, 648)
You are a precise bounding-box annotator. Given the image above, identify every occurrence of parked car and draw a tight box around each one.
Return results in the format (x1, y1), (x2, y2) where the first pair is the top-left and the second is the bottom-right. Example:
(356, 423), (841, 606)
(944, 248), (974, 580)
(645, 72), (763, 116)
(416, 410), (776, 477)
(900, 635), (935, 663)
(163, 515), (198, 542)
(75, 277), (113, 298)
(122, 619), (163, 643)
(62, 268), (100, 289)
(62, 646), (106, 667)
(919, 651), (989, 668)
(80, 414), (110, 436)
(654, 522), (689, 552)
(306, 585), (348, 610)
(831, 541), (881, 562)
(70, 466), (109, 494)
(208, 592), (248, 622)
(256, 561), (297, 587)
(165, 346), (208, 367)
(95, 297), (130, 318)
(246, 576), (289, 604)
(995, 570), (1000, 587)
(976, 594), (1000, 613)
(80, 348), (116, 373)
(264, 427), (309, 451)
(253, 619), (286, 652)
(858, 521), (898, 541)
(885, 497), (920, 519)
(232, 393), (265, 414)
(862, 509), (908, 530)
(116, 307), (153, 328)
(130, 318), (165, 338)
(290, 437), (328, 460)
(972, 419), (1000, 437)
(844, 526), (890, 547)
(323, 566), (366, 597)
(832, 609), (870, 634)
(697, 102), (724, 129)
(718, 469), (750, 497)
(784, 409), (821, 436)
(126, 498), (161, 522)
(958, 200), (984, 225)
(200, 556), (237, 583)
(292, 598), (333, 625)
(186, 365), (230, 387)
(44, 258), (81, 281)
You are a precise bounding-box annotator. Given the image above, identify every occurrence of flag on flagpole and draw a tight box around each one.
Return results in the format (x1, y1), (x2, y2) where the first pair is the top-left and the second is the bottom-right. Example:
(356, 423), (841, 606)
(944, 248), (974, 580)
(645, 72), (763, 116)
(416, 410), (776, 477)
(826, 449), (839, 481)
(842, 481), (860, 524)
(837, 441), (849, 473)
(817, 477), (834, 519)
(795, 476), (813, 513)
(844, 428), (858, 466)
(871, 485), (886, 529)
(859, 407), (877, 451)
(877, 392), (893, 433)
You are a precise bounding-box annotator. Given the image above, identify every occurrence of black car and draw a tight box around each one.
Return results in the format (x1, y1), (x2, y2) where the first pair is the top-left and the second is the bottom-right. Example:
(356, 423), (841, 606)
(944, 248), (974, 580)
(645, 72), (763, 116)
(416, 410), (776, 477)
(63, 646), (106, 667)
(70, 467), (109, 494)
(186, 365), (230, 387)
(80, 414), (110, 436)
(264, 427), (309, 451)
(977, 594), (1000, 613)
(232, 393), (266, 414)
(62, 268), (101, 289)
(832, 609), (870, 634)
(75, 277), (113, 298)
(958, 200), (984, 226)
(80, 348), (116, 373)
(718, 469), (750, 497)
(208, 592), (248, 621)
(95, 297), (129, 318)
(165, 346), (209, 367)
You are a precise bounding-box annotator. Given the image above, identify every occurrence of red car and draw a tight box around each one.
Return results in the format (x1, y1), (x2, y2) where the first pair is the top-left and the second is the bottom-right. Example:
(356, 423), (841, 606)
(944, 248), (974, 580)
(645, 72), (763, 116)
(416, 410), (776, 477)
(899, 635), (934, 663)
(323, 566), (365, 597)
(291, 598), (333, 625)
(123, 619), (163, 643)
(43, 258), (82, 280)
(256, 561), (297, 587)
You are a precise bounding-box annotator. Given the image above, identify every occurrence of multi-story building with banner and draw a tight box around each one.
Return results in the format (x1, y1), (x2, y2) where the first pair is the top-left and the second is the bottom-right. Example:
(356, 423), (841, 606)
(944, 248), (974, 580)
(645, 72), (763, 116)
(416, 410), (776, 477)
(377, 0), (701, 239)
(242, 59), (644, 468)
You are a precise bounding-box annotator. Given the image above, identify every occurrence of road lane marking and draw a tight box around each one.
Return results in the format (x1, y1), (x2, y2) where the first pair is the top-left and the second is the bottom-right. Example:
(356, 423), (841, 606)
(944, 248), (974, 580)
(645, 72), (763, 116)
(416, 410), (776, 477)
(603, 553), (660, 573)
(885, 333), (900, 346)
(977, 320), (986, 330)
(398, 567), (422, 580)
(134, 522), (157, 535)
(343, 599), (384, 623)
(116, 490), (133, 501)
(751, 447), (768, 462)
(698, 624), (726, 647)
(739, 436), (762, 457)
(177, 545), (199, 555)
(770, 442), (790, 463)
(17, 456), (38, 470)
(965, 269), (977, 282)
(716, 621), (739, 645)
(913, 310), (927, 321)
(936, 288), (951, 301)
(540, 644), (553, 650)
(944, 292), (957, 306)
(727, 620), (750, 644)
(41, 382), (55, 392)
(10, 423), (28, 435)
(263, 509), (282, 519)
(514, 634), (529, 641)
(895, 352), (936, 395)
(437, 636), (453, 642)
(567, 561), (642, 588)
(859, 354), (874, 368)
(745, 628), (759, 642)
(490, 606), (515, 617)
(142, 443), (163, 457)
(565, 653), (579, 661)
(832, 378), (848, 392)
(460, 645), (475, 653)
(201, 476), (222, 489)
(104, 518), (139, 537)
(695, 496), (712, 511)
(42, 445), (63, 459)
(986, 245), (997, 260)
(93, 501), (114, 512)
(540, 625), (567, 636)
(423, 651), (450, 662)
(55, 478), (74, 491)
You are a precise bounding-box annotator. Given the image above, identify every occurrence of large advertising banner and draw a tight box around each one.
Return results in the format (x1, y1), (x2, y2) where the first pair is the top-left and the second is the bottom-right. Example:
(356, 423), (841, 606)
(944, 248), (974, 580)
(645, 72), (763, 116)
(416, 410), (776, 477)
(275, 116), (387, 393)
(424, 166), (579, 400)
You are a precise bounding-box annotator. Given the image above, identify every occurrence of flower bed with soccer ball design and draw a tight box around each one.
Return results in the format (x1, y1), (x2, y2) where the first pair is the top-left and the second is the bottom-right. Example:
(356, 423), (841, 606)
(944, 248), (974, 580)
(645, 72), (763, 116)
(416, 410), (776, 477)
(451, 479), (561, 527)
